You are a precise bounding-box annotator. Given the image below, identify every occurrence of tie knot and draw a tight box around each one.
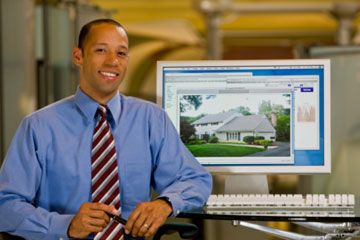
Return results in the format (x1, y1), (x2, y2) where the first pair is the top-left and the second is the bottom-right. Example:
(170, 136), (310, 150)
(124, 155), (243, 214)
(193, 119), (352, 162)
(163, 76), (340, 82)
(97, 104), (108, 119)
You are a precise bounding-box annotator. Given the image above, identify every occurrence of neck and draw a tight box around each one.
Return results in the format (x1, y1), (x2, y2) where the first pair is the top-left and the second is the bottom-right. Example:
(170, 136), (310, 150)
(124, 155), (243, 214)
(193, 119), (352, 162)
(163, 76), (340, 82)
(79, 86), (116, 105)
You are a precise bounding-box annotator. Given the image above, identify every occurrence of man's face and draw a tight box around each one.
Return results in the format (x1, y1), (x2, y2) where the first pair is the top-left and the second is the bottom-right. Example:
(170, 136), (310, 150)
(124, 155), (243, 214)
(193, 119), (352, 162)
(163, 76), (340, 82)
(73, 23), (129, 103)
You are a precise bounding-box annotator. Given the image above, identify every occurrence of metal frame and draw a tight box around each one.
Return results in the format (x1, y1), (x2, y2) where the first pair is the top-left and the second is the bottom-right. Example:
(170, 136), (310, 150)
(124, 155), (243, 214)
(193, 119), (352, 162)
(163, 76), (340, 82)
(234, 221), (360, 240)
(195, 0), (360, 59)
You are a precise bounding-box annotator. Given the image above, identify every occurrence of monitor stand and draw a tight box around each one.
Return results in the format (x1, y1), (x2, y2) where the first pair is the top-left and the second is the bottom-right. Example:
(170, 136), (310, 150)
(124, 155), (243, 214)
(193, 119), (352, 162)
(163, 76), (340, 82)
(213, 174), (269, 194)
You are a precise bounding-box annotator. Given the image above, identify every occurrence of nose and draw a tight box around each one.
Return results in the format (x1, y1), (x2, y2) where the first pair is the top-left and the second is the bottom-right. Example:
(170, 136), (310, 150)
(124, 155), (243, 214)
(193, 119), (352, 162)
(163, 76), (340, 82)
(105, 51), (119, 66)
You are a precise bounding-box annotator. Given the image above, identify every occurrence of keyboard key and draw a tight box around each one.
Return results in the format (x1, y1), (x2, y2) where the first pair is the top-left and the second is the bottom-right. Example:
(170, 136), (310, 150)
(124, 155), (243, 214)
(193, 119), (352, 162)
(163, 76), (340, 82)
(206, 193), (356, 209)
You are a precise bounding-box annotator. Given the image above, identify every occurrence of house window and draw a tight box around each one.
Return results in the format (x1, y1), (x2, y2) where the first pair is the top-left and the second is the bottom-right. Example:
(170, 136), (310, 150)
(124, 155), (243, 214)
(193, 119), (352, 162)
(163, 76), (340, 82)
(226, 132), (240, 141)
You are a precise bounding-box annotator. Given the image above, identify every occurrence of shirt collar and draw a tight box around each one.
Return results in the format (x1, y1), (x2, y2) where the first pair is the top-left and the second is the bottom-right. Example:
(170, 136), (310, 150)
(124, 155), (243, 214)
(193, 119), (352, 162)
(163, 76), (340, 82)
(74, 87), (121, 127)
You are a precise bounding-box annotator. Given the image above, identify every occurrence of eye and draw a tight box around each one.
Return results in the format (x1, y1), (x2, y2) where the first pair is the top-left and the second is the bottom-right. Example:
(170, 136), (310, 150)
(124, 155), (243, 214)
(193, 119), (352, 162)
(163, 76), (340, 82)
(118, 51), (128, 58)
(95, 48), (106, 53)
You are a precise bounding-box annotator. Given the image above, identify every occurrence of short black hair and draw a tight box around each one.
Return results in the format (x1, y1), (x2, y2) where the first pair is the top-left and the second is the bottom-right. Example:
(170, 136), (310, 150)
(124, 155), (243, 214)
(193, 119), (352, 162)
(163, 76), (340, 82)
(77, 18), (126, 50)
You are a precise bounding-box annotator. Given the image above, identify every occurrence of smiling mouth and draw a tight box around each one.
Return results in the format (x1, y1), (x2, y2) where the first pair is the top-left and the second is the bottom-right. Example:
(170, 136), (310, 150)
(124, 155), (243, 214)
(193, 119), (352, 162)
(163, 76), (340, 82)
(99, 71), (119, 78)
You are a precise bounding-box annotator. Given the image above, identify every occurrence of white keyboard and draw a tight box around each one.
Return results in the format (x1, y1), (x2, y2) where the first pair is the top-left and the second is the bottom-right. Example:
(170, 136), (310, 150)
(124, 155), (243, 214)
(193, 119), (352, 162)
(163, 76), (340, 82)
(206, 194), (356, 209)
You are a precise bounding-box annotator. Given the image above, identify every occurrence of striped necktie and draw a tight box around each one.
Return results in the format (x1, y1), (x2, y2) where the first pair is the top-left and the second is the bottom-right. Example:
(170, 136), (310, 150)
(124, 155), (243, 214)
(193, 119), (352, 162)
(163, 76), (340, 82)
(91, 104), (123, 240)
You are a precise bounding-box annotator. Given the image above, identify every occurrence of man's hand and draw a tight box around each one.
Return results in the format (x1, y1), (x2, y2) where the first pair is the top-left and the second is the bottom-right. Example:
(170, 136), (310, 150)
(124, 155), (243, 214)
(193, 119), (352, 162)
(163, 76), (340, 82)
(125, 199), (173, 238)
(67, 202), (118, 238)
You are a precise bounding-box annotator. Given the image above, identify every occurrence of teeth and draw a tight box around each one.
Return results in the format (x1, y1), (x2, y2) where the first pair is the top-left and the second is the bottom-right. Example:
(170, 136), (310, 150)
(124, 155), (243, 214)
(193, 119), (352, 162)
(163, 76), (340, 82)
(100, 71), (117, 77)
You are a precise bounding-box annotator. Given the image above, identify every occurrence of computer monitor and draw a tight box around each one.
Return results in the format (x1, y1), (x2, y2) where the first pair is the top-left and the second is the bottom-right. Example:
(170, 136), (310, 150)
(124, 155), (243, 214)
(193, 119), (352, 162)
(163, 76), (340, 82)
(156, 59), (331, 174)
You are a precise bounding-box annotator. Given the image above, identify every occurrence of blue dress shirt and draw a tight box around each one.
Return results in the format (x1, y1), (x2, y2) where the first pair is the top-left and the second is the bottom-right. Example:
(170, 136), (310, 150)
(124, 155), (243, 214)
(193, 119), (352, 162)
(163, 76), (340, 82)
(0, 88), (212, 239)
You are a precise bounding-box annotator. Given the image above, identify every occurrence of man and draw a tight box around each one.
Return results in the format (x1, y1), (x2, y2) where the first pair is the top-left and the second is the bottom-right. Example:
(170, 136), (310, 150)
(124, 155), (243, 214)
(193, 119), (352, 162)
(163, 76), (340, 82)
(0, 19), (212, 239)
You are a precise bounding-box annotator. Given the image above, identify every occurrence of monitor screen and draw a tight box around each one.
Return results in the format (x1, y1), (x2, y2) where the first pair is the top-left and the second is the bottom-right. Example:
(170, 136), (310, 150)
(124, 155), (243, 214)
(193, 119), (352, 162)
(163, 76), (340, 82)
(156, 60), (331, 173)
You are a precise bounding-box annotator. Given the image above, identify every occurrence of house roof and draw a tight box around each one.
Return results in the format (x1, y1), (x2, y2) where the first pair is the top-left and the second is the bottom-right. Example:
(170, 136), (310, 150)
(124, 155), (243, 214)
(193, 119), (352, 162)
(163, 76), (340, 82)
(192, 111), (240, 125)
(216, 115), (276, 133)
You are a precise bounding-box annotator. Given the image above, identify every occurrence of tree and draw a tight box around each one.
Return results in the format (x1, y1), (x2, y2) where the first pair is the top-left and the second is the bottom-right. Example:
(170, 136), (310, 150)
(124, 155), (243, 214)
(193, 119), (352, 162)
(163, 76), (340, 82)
(230, 106), (252, 115)
(258, 100), (272, 118)
(258, 101), (285, 119)
(180, 119), (196, 144)
(181, 115), (205, 124)
(209, 136), (219, 143)
(243, 136), (255, 144)
(276, 115), (290, 141)
(272, 104), (285, 115)
(180, 95), (203, 113)
(180, 95), (216, 113)
(203, 133), (210, 143)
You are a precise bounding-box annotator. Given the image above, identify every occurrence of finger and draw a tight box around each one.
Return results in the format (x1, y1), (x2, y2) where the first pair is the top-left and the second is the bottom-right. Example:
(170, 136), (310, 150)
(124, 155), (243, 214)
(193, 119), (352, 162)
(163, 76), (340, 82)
(142, 215), (164, 238)
(143, 210), (169, 237)
(131, 213), (148, 237)
(83, 224), (104, 234)
(137, 221), (153, 237)
(126, 203), (152, 237)
(88, 209), (111, 222)
(89, 202), (118, 215)
(88, 217), (109, 228)
(77, 216), (106, 234)
(68, 202), (112, 238)
(125, 207), (142, 233)
(88, 202), (107, 210)
(144, 223), (158, 238)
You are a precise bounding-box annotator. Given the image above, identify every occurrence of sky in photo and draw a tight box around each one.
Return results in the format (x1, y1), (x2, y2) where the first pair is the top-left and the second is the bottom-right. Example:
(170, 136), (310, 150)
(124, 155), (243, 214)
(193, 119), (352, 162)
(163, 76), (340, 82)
(181, 93), (291, 117)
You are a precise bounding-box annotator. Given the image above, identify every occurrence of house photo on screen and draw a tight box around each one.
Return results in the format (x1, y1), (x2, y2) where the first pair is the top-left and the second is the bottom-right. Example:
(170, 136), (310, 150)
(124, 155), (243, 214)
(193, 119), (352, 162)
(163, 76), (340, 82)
(179, 93), (291, 160)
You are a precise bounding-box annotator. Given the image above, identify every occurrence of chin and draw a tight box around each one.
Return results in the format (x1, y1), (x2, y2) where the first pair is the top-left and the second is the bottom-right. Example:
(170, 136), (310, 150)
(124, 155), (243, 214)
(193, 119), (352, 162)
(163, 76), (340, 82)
(101, 88), (120, 97)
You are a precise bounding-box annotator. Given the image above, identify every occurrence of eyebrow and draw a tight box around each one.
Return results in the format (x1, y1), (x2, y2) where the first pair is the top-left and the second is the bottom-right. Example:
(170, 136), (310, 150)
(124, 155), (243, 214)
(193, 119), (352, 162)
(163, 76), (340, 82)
(92, 43), (128, 50)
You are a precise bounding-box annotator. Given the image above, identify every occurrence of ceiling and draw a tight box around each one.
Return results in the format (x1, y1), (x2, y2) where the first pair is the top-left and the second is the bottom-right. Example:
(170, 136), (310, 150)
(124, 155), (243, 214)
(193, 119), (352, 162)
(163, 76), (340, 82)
(88, 0), (360, 46)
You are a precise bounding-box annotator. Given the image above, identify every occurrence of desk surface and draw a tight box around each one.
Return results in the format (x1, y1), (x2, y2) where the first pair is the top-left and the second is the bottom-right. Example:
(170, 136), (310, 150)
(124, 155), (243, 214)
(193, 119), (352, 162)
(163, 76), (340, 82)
(178, 205), (360, 222)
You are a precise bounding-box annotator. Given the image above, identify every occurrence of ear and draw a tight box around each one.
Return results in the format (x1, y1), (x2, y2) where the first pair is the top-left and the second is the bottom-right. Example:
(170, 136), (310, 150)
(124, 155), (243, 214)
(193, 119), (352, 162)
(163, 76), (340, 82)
(72, 47), (83, 67)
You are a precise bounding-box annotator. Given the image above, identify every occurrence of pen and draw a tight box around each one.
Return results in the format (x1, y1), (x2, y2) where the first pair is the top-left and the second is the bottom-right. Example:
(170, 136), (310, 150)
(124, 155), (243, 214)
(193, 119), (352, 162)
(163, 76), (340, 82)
(107, 213), (127, 225)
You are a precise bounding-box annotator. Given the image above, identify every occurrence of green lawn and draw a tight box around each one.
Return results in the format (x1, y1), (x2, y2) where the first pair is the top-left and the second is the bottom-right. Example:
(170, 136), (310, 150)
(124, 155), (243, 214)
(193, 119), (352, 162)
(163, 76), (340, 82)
(186, 144), (264, 157)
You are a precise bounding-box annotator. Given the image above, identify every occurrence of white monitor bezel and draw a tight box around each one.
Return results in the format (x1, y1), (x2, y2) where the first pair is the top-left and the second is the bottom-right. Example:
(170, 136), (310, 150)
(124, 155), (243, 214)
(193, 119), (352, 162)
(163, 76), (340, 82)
(156, 59), (331, 174)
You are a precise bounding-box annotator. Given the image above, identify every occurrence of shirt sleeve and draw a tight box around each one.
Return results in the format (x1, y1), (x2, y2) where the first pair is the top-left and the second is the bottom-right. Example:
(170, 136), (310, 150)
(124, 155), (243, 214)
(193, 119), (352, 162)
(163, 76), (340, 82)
(151, 111), (213, 216)
(0, 117), (73, 239)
